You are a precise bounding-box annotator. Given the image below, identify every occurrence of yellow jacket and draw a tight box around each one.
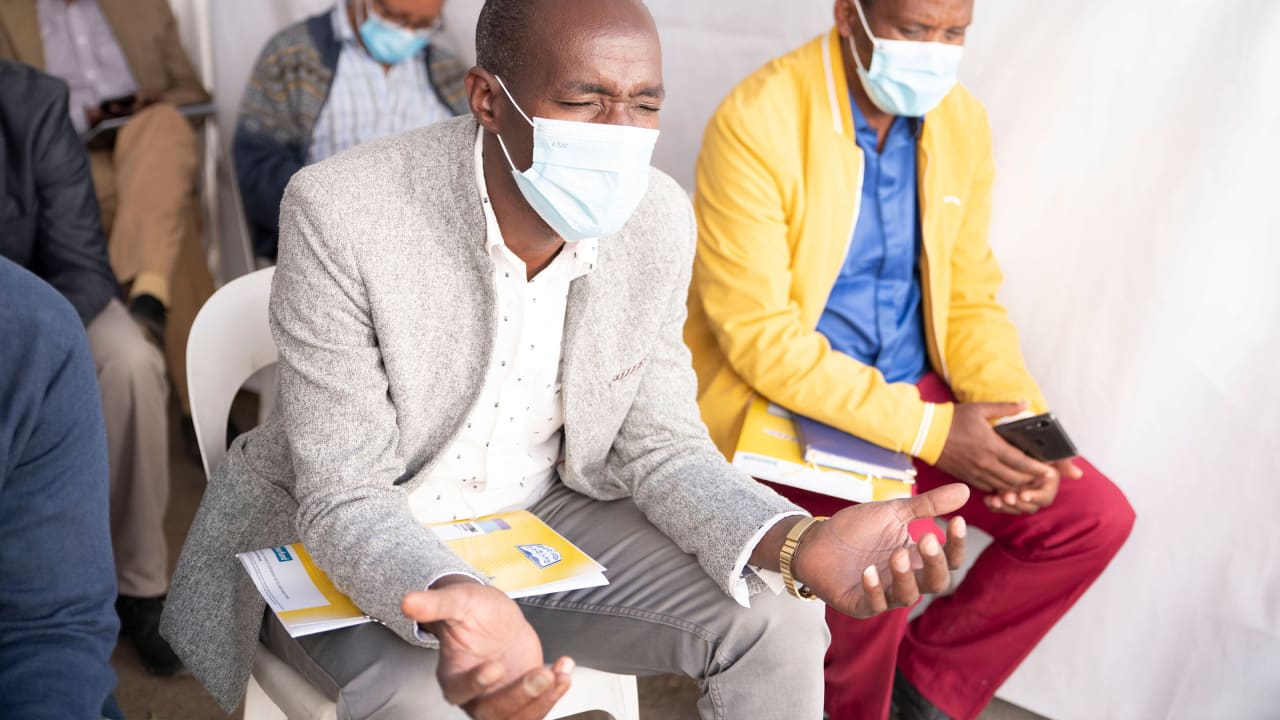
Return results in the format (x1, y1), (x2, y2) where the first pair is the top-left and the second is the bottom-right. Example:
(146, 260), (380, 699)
(685, 29), (1046, 465)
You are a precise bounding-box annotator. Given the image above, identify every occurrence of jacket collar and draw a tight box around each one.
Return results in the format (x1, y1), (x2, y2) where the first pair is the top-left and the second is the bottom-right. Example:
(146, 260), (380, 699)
(821, 28), (855, 140)
(426, 117), (490, 255)
(95, 0), (146, 85)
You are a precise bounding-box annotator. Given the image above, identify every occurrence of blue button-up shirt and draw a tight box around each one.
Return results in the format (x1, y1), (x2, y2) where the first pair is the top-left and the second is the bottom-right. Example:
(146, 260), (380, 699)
(815, 97), (928, 385)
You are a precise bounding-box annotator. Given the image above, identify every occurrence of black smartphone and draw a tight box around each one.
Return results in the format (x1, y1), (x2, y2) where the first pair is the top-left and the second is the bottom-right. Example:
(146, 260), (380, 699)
(994, 413), (1078, 462)
(99, 93), (136, 117)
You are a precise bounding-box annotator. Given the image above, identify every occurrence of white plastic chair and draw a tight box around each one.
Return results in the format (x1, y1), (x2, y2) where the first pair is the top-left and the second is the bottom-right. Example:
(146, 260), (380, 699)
(186, 267), (640, 720)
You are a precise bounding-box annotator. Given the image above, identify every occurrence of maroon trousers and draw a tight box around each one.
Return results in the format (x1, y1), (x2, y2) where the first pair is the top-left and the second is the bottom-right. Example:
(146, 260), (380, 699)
(770, 373), (1135, 720)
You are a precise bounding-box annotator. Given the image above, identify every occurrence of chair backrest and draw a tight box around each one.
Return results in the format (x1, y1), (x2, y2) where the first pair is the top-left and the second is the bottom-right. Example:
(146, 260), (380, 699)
(187, 267), (278, 477)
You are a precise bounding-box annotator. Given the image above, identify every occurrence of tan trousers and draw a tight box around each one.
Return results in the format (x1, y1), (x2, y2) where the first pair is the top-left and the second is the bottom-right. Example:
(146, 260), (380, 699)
(87, 299), (171, 598)
(88, 102), (214, 414)
(89, 103), (196, 307)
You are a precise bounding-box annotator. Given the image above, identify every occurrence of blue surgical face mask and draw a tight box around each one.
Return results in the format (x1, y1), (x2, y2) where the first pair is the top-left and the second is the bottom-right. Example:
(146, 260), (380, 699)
(849, 0), (964, 117)
(492, 76), (660, 242)
(358, 0), (433, 65)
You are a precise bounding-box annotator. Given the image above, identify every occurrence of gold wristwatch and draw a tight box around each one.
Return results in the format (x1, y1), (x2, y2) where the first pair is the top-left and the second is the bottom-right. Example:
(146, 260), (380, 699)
(779, 516), (828, 600)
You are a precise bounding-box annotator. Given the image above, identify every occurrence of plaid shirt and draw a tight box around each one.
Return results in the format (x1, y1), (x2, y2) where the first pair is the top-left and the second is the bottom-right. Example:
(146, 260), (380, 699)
(307, 4), (453, 163)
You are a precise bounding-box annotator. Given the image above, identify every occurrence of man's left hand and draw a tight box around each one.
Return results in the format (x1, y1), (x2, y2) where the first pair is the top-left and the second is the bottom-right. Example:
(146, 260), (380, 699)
(790, 484), (970, 618)
(984, 458), (1082, 514)
(130, 91), (160, 114)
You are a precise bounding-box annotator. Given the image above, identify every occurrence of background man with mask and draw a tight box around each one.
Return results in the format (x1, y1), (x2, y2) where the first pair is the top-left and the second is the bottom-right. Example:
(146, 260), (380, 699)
(234, 0), (469, 261)
(163, 0), (976, 718)
(0, 0), (214, 677)
(685, 1), (1136, 718)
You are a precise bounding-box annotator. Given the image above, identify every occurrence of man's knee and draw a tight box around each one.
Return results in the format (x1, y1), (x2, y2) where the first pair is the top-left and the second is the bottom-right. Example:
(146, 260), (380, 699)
(124, 104), (197, 154)
(131, 103), (192, 136)
(1086, 478), (1136, 558)
(96, 332), (166, 400)
(724, 590), (830, 666)
(1047, 472), (1135, 562)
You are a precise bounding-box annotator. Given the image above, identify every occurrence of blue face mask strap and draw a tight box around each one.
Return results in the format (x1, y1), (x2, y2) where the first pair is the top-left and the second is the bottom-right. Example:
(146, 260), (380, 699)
(492, 75), (535, 172)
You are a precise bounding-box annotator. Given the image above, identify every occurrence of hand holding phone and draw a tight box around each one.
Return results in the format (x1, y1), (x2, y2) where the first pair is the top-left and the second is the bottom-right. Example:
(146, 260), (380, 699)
(99, 93), (137, 119)
(994, 413), (1078, 463)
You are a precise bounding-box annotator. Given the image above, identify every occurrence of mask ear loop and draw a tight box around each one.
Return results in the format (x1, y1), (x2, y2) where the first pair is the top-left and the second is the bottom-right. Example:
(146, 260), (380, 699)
(492, 75), (535, 172)
(849, 0), (877, 73)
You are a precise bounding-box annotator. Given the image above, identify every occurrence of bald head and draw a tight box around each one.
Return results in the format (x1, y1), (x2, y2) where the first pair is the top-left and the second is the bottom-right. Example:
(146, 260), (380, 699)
(469, 0), (663, 133)
(476, 0), (659, 88)
(836, 0), (973, 45)
(465, 0), (664, 249)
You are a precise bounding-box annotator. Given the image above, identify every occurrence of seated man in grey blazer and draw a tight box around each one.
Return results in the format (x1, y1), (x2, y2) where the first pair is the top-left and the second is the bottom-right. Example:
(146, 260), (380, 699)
(163, 0), (970, 717)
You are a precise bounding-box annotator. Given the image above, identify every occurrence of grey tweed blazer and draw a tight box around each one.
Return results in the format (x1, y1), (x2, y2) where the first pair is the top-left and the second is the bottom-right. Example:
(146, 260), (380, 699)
(161, 116), (798, 710)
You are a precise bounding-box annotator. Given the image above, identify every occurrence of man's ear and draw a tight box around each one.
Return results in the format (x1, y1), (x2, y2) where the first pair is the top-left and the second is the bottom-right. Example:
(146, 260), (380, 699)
(465, 67), (502, 134)
(834, 0), (856, 38)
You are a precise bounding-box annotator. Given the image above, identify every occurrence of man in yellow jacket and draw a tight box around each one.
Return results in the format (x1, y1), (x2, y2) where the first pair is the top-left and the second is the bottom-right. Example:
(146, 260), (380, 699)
(686, 1), (1135, 718)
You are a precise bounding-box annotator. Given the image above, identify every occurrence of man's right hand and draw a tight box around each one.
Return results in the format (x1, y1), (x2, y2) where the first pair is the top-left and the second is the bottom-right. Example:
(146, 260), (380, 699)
(402, 579), (573, 720)
(935, 402), (1058, 494)
(85, 106), (106, 129)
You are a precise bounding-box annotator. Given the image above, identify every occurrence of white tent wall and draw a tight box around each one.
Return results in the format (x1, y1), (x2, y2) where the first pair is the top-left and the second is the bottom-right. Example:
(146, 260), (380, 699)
(191, 2), (1279, 718)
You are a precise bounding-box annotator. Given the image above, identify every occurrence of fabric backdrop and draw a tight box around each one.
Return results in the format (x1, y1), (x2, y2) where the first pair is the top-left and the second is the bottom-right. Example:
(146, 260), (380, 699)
(181, 2), (1280, 717)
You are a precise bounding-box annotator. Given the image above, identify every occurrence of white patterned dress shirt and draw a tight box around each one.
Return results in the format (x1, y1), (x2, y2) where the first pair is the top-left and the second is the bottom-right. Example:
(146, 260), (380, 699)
(411, 129), (795, 608)
(406, 130), (598, 525)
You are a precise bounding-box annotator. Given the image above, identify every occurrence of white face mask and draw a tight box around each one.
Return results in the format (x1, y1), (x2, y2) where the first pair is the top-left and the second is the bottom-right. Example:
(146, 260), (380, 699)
(492, 76), (660, 242)
(850, 0), (964, 117)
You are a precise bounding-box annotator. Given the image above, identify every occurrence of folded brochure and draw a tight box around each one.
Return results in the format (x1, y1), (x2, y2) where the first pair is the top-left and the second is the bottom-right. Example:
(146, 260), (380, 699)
(238, 510), (607, 637)
(81, 102), (216, 150)
(732, 395), (913, 503)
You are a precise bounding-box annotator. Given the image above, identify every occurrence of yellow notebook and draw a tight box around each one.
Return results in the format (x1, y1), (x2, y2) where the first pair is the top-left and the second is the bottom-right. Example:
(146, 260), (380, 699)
(238, 510), (607, 638)
(733, 396), (913, 503)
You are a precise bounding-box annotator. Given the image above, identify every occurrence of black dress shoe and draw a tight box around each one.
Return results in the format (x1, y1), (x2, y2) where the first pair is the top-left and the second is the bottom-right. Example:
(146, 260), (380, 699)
(116, 594), (183, 676)
(128, 293), (167, 349)
(891, 670), (951, 720)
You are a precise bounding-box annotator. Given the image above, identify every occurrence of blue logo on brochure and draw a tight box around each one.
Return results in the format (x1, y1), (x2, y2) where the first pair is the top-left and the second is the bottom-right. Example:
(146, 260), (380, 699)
(272, 546), (294, 562)
(517, 544), (562, 569)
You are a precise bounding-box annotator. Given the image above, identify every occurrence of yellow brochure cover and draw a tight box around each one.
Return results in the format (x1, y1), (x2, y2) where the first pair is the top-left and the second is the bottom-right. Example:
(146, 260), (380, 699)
(732, 396), (912, 503)
(238, 510), (606, 638)
(426, 511), (606, 600)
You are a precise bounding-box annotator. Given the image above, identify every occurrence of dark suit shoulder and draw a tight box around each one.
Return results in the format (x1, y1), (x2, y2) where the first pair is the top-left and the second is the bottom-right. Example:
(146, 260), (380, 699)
(0, 60), (68, 131)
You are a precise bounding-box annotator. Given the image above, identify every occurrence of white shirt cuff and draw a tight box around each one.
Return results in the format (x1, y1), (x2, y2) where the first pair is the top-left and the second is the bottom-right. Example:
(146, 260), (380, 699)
(412, 571), (488, 642)
(729, 511), (808, 607)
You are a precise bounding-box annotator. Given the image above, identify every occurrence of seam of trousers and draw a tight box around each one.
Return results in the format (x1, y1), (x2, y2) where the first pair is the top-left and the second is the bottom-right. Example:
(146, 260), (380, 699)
(517, 596), (736, 719)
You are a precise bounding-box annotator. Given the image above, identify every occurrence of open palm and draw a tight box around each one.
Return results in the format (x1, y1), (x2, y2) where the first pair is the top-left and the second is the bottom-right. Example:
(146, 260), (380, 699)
(793, 484), (969, 617)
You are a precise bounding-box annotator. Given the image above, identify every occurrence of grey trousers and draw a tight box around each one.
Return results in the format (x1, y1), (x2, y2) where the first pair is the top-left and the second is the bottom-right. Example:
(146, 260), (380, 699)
(263, 483), (830, 719)
(87, 299), (170, 597)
